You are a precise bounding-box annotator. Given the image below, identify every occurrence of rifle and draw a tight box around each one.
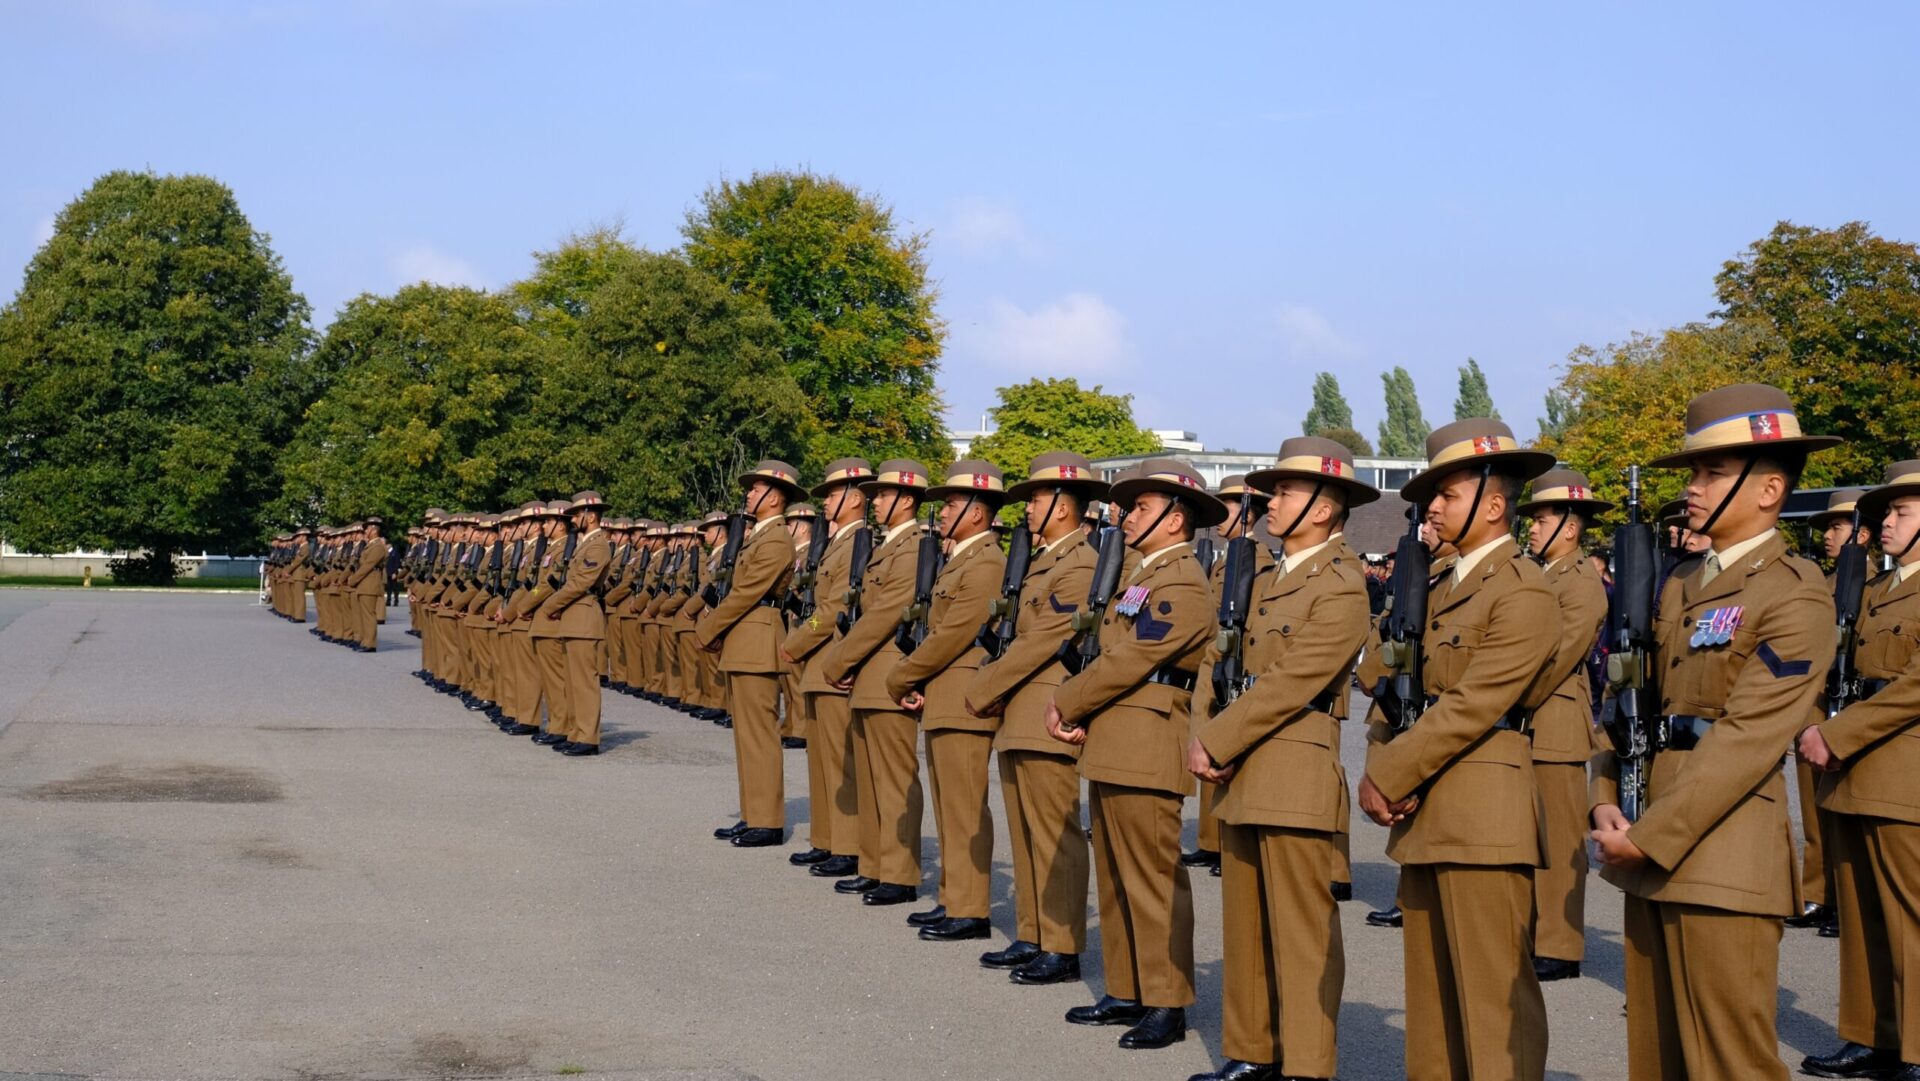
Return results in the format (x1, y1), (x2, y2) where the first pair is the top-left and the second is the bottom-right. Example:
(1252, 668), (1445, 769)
(792, 521), (831, 620)
(598, 542), (632, 597)
(1058, 525), (1127, 678)
(1372, 507), (1433, 734)
(521, 534), (548, 592)
(837, 526), (874, 634)
(546, 531), (577, 590)
(498, 538), (525, 602)
(703, 513), (749, 608)
(1600, 466), (1660, 821)
(895, 514), (945, 655)
(486, 540), (504, 596)
(975, 522), (1033, 659)
(1208, 533), (1259, 714)
(1825, 509), (1870, 720)
(1194, 536), (1217, 575)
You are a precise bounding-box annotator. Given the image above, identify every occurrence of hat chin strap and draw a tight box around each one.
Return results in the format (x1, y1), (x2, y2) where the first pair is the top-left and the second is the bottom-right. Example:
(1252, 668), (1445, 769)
(1528, 510), (1569, 566)
(1444, 465), (1493, 550)
(1694, 456), (1758, 539)
(1127, 499), (1176, 551)
(1275, 482), (1325, 540)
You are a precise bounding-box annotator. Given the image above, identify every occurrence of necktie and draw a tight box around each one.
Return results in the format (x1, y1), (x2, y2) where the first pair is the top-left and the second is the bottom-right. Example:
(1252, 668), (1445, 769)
(1701, 552), (1723, 586)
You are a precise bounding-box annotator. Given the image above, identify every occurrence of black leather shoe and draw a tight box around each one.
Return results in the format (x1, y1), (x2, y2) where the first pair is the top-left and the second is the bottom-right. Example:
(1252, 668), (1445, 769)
(1820, 912), (1842, 938)
(531, 732), (566, 745)
(809, 855), (860, 877)
(550, 740), (575, 752)
(1118, 1006), (1186, 1050)
(1886, 1064), (1920, 1081)
(1186, 1059), (1278, 1081)
(1065, 995), (1146, 1027)
(715, 715), (733, 728)
(1801, 1042), (1902, 1078)
(919, 916), (990, 941)
(980, 940), (1041, 969)
(789, 847), (832, 866)
(1533, 956), (1581, 982)
(661, 696), (680, 707)
(834, 875), (879, 894)
(1009, 951), (1080, 985)
(713, 820), (746, 840)
(731, 827), (783, 847)
(906, 904), (948, 927)
(1210, 862), (1221, 877)
(356, 645), (375, 653)
(1787, 902), (1835, 928)
(504, 723), (539, 736)
(562, 742), (599, 756)
(1331, 881), (1352, 902)
(1179, 848), (1220, 868)
(861, 883), (918, 906)
(782, 736), (808, 749)
(1366, 905), (1403, 928)
(599, 675), (610, 687)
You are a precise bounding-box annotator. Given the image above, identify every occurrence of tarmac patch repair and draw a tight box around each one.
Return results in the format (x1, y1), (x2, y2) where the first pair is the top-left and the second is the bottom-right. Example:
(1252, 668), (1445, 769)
(25, 762), (283, 803)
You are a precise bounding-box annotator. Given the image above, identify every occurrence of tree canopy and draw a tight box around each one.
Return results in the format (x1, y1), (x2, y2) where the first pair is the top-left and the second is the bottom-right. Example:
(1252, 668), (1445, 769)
(1377, 367), (1431, 457)
(968, 377), (1161, 484)
(0, 171), (314, 569)
(1453, 358), (1498, 420)
(1303, 372), (1355, 435)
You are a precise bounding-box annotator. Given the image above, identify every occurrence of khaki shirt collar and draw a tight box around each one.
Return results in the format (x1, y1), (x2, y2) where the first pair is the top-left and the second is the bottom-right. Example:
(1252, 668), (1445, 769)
(1136, 541), (1191, 576)
(1708, 528), (1775, 573)
(1452, 534), (1512, 583)
(1041, 526), (1086, 555)
(883, 518), (919, 545)
(1278, 537), (1333, 577)
(750, 516), (784, 537)
(949, 530), (992, 559)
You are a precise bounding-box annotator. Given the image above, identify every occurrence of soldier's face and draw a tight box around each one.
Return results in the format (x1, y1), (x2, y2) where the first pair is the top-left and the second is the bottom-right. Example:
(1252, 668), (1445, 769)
(1883, 497), (1920, 560)
(1685, 452), (1786, 537)
(1528, 506), (1575, 555)
(938, 494), (979, 537)
(1266, 480), (1327, 537)
(1426, 470), (1487, 544)
(1823, 519), (1858, 560)
(1123, 493), (1183, 548)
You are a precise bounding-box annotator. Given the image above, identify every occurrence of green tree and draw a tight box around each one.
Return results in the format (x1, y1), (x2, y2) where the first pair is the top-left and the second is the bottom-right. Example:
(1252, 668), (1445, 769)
(510, 225), (645, 342)
(0, 171), (314, 580)
(1376, 367), (1431, 457)
(1453, 357), (1498, 420)
(682, 171), (948, 472)
(506, 251), (810, 518)
(968, 377), (1162, 486)
(1537, 387), (1571, 441)
(1303, 372), (1355, 435)
(275, 285), (545, 525)
(1715, 221), (1920, 482)
(1315, 426), (1374, 457)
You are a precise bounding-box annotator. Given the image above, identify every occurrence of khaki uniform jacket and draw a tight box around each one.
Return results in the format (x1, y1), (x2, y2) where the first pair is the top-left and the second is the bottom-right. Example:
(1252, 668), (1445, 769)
(1820, 569), (1920, 823)
(1594, 532), (1833, 916)
(1056, 544), (1213, 797)
(288, 547), (312, 584)
(1199, 539), (1370, 832)
(695, 522), (793, 674)
(885, 534), (1005, 731)
(820, 523), (925, 710)
(967, 528), (1098, 756)
(502, 545), (551, 624)
(1532, 556), (1610, 764)
(785, 525), (861, 695)
(1365, 537), (1557, 867)
(601, 544), (636, 607)
(530, 530), (611, 639)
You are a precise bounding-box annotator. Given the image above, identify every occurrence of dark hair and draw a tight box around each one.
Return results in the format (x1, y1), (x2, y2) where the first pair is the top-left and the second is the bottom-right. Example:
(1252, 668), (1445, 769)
(1167, 495), (1199, 540)
(1753, 449), (1808, 491)
(1492, 470), (1528, 524)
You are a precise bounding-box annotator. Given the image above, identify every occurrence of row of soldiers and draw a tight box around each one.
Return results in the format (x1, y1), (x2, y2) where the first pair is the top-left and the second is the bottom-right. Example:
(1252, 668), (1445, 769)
(264, 380), (1917, 1081)
(264, 520), (390, 651)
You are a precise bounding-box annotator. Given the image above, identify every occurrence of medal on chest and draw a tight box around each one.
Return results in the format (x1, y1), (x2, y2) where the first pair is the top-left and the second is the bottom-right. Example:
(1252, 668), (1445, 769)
(1113, 585), (1150, 617)
(1690, 605), (1744, 648)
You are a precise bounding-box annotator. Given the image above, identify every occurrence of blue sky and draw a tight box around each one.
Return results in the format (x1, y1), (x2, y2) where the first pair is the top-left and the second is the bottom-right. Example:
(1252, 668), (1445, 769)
(4, 1), (1916, 455)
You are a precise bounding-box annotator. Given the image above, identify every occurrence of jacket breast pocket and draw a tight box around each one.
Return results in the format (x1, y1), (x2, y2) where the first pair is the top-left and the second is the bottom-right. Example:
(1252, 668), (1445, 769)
(1425, 619), (1485, 688)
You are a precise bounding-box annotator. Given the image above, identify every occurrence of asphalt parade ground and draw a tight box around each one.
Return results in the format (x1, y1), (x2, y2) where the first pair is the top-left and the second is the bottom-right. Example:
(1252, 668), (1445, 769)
(0, 589), (1845, 1081)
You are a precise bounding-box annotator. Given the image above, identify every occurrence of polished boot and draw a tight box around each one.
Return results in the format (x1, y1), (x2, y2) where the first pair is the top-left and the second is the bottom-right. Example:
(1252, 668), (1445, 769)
(731, 827), (783, 847)
(561, 742), (599, 757)
(1887, 1065), (1920, 1081)
(1330, 881), (1352, 902)
(781, 736), (807, 749)
(504, 723), (539, 736)
(788, 847), (832, 866)
(861, 883), (917, 906)
(1186, 1060), (1278, 1081)
(531, 732), (566, 745)
(979, 940), (1041, 969)
(1009, 951), (1080, 985)
(918, 916), (989, 941)
(549, 739), (574, 752)
(906, 904), (948, 928)
(1065, 995), (1147, 1027)
(809, 855), (859, 878)
(1365, 905), (1402, 928)
(1801, 1042), (1904, 1079)
(1532, 956), (1581, 982)
(1118, 1007), (1186, 1050)
(1179, 848), (1220, 868)
(1786, 902), (1835, 928)
(713, 820), (746, 840)
(1820, 911), (1842, 938)
(834, 875), (879, 894)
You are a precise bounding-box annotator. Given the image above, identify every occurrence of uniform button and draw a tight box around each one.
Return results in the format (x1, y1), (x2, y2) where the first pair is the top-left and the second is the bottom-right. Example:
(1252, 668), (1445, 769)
(1259, 607), (1267, 615)
(1451, 634), (1460, 645)
(1282, 625), (1292, 634)
(1670, 659), (1680, 668)
(1431, 620), (1440, 630)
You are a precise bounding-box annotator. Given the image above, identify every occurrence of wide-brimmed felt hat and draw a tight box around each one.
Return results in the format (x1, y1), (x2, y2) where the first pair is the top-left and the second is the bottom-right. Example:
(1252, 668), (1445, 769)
(543, 500), (573, 518)
(1518, 468), (1615, 517)
(1006, 450), (1112, 502)
(1808, 488), (1868, 529)
(1108, 458), (1230, 528)
(567, 491), (606, 514)
(363, 515), (385, 526)
(1858, 463), (1920, 522)
(1246, 437), (1382, 508)
(700, 510), (729, 528)
(857, 459), (932, 497)
(739, 460), (807, 502)
(1656, 498), (1690, 527)
(925, 459), (1009, 504)
(1400, 418), (1556, 506)
(784, 502), (820, 520)
(811, 458), (874, 497)
(671, 521), (702, 538)
(1648, 383), (1842, 468)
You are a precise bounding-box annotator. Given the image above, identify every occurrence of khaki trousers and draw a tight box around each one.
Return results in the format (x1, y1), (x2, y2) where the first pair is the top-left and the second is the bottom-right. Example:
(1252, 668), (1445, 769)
(566, 638), (602, 745)
(357, 594), (381, 649)
(673, 632), (701, 706)
(727, 671), (784, 828)
(534, 637), (573, 738)
(502, 629), (541, 725)
(853, 708), (923, 887)
(807, 693), (859, 857)
(924, 728), (994, 919)
(1797, 755), (1832, 907)
(1089, 781), (1194, 1008)
(1532, 759), (1590, 962)
(1399, 863), (1547, 1081)
(781, 664), (806, 740)
(1000, 749), (1089, 953)
(1197, 779), (1221, 852)
(1833, 813), (1920, 1060)
(638, 623), (660, 691)
(293, 585), (307, 622)
(1623, 895), (1788, 1081)
(1220, 822), (1342, 1076)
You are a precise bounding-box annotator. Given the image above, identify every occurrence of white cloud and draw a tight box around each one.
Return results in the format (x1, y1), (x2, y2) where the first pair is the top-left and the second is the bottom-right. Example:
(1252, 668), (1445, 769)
(1273, 303), (1362, 362)
(961, 292), (1132, 375)
(943, 196), (1043, 260)
(391, 245), (487, 289)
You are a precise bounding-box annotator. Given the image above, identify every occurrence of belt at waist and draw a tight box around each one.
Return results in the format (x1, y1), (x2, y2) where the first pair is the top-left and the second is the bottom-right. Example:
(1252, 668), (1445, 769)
(1860, 677), (1892, 698)
(1149, 667), (1197, 692)
(756, 596), (783, 609)
(1664, 714), (1715, 751)
(1421, 695), (1534, 735)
